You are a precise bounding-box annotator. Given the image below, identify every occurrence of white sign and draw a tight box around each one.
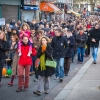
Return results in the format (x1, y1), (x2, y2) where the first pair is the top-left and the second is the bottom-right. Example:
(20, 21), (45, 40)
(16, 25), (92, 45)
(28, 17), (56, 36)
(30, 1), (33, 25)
(0, 18), (5, 25)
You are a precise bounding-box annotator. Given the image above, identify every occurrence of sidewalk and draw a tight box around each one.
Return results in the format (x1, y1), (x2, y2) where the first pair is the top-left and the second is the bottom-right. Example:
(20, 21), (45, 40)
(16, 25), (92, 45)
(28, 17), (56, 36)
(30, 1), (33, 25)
(54, 50), (100, 100)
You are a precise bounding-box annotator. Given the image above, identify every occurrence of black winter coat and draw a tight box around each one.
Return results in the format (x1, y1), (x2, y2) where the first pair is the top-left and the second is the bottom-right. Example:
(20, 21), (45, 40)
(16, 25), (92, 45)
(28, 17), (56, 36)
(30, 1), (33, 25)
(65, 36), (75, 58)
(0, 40), (10, 59)
(37, 44), (55, 77)
(76, 33), (88, 48)
(85, 30), (91, 45)
(8, 42), (18, 60)
(51, 36), (69, 58)
(90, 28), (100, 47)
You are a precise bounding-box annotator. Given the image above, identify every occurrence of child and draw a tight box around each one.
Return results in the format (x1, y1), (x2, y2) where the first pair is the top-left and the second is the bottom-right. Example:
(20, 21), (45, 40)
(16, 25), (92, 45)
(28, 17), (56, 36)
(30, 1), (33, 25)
(18, 23), (32, 57)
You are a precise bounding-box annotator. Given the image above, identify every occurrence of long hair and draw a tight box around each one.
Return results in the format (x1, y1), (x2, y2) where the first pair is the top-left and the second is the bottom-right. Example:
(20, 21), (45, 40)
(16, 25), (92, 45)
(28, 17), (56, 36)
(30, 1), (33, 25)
(39, 36), (50, 45)
(21, 23), (30, 30)
(0, 31), (7, 41)
(11, 34), (19, 42)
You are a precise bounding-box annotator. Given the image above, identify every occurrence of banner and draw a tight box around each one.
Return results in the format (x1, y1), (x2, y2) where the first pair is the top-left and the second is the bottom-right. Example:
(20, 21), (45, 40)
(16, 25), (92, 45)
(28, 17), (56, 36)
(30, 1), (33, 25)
(0, 18), (5, 25)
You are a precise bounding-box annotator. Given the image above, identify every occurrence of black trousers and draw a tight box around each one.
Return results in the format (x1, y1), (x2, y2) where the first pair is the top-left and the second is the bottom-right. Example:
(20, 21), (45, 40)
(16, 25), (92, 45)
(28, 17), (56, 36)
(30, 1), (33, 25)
(64, 57), (71, 74)
(0, 59), (5, 82)
(85, 44), (90, 56)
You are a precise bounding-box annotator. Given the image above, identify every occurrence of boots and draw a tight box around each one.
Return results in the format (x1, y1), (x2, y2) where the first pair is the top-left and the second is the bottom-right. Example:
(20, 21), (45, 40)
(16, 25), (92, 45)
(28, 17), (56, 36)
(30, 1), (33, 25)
(8, 75), (15, 86)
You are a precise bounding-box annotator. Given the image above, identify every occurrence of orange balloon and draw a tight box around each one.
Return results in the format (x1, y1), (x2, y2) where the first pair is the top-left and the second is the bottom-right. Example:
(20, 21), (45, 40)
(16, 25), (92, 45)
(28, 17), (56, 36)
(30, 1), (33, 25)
(2, 68), (7, 75)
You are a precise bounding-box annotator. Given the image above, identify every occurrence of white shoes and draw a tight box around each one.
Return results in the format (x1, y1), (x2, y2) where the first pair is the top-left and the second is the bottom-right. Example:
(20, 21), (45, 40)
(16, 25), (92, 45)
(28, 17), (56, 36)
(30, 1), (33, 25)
(34, 79), (38, 82)
(18, 52), (22, 56)
(54, 77), (59, 80)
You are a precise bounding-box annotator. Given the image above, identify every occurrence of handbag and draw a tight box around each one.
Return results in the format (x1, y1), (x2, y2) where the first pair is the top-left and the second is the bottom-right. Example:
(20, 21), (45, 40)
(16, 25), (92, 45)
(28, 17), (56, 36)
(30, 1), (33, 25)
(45, 56), (57, 68)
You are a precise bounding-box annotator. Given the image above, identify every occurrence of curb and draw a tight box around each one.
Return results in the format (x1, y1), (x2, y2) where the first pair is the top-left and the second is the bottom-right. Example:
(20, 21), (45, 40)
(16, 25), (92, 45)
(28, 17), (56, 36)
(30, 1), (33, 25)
(54, 49), (100, 100)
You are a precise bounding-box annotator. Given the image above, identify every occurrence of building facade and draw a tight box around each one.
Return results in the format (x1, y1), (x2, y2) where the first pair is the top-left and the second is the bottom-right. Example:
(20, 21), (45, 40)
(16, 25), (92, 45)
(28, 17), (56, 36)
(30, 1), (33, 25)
(0, 0), (21, 23)
(55, 0), (73, 20)
(21, 0), (39, 22)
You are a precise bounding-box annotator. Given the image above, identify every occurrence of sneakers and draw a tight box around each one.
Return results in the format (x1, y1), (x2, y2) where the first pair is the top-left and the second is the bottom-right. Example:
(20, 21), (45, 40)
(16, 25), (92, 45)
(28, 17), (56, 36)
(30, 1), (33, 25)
(59, 78), (63, 82)
(8, 82), (13, 86)
(44, 91), (49, 94)
(27, 52), (31, 57)
(93, 62), (96, 64)
(33, 91), (41, 96)
(65, 74), (68, 76)
(19, 52), (22, 56)
(34, 79), (38, 82)
(54, 77), (59, 80)
(23, 87), (28, 91)
(29, 72), (33, 76)
(16, 88), (22, 92)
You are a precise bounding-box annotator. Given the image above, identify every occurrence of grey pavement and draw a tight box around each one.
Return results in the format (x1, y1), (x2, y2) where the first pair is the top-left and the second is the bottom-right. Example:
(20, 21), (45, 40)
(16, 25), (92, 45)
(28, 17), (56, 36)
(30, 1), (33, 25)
(54, 50), (100, 100)
(0, 55), (90, 100)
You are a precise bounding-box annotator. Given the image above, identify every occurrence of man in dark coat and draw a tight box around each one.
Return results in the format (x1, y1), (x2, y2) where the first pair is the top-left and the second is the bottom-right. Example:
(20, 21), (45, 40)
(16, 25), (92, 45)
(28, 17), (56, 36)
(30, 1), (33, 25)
(90, 23), (100, 64)
(85, 25), (91, 56)
(76, 28), (88, 64)
(51, 29), (69, 82)
(64, 29), (75, 76)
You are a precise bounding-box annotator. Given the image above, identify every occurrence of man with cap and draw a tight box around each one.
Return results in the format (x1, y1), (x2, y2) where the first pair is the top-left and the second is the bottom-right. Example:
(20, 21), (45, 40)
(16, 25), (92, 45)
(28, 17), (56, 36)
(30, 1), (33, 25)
(64, 28), (75, 76)
(76, 28), (88, 64)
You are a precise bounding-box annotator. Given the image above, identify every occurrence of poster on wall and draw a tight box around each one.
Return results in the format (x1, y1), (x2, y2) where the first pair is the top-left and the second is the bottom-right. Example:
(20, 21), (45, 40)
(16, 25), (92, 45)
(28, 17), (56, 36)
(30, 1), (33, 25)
(24, 0), (36, 5)
(0, 18), (5, 25)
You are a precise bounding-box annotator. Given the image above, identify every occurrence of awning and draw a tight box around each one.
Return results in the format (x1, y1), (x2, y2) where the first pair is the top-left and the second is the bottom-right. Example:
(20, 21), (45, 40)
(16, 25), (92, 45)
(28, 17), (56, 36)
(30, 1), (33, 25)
(40, 2), (62, 13)
(23, 6), (39, 10)
(67, 10), (81, 17)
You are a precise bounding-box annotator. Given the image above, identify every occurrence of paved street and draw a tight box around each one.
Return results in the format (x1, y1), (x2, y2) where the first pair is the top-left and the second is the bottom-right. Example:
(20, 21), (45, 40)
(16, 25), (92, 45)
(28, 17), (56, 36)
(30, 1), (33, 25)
(54, 50), (100, 100)
(0, 55), (90, 100)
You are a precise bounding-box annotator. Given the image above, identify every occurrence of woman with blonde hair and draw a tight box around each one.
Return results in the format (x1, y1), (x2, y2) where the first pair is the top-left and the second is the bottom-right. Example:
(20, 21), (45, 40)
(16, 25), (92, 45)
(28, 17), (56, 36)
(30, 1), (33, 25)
(0, 31), (9, 87)
(33, 36), (54, 95)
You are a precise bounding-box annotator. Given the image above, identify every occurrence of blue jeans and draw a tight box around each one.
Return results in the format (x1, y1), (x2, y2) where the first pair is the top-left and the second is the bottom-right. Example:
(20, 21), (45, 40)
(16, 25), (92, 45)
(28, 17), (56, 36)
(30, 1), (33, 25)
(91, 47), (98, 62)
(77, 47), (85, 62)
(54, 58), (64, 78)
(7, 66), (11, 69)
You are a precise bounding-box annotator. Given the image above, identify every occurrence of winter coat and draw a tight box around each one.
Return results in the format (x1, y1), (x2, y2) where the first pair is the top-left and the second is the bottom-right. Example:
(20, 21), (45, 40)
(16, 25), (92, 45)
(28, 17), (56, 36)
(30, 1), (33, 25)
(0, 40), (10, 59)
(51, 36), (69, 58)
(8, 42), (18, 60)
(65, 36), (75, 58)
(76, 33), (88, 48)
(37, 44), (55, 77)
(85, 30), (91, 45)
(90, 28), (100, 47)
(18, 43), (37, 66)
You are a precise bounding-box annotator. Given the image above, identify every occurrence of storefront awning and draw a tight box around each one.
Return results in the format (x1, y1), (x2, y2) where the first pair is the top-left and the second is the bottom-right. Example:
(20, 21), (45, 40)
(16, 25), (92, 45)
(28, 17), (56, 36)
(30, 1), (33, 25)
(67, 10), (81, 17)
(40, 2), (62, 13)
(23, 6), (39, 10)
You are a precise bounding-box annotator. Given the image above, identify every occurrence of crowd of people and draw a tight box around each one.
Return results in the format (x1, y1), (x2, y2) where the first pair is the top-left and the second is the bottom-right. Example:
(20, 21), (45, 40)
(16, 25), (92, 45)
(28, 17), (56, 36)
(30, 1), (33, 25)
(0, 15), (100, 96)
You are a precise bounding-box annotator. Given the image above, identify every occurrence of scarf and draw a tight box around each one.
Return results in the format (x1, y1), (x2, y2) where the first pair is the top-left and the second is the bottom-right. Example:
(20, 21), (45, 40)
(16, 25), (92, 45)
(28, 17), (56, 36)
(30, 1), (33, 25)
(40, 53), (46, 71)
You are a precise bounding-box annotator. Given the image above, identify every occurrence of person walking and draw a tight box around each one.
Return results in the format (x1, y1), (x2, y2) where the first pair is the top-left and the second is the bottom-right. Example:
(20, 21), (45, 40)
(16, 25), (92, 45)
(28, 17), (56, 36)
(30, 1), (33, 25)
(8, 34), (19, 86)
(76, 28), (88, 64)
(51, 29), (68, 82)
(0, 31), (9, 87)
(64, 29), (75, 76)
(33, 36), (54, 95)
(85, 25), (91, 57)
(90, 23), (100, 64)
(16, 36), (36, 92)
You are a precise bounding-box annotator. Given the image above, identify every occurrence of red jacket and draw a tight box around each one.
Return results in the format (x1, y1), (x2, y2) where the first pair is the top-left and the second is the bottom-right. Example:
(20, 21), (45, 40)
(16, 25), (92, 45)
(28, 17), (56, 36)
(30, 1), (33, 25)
(18, 44), (37, 66)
